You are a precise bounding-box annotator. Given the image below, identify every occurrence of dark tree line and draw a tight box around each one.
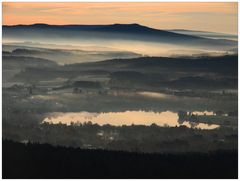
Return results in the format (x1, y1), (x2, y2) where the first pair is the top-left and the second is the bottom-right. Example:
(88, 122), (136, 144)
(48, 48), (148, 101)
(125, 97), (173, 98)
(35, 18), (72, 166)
(3, 140), (238, 179)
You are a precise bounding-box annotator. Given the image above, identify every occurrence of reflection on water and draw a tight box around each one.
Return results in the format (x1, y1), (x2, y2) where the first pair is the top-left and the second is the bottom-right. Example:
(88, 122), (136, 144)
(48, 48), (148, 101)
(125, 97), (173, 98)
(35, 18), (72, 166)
(136, 91), (172, 99)
(192, 111), (214, 116)
(43, 111), (219, 130)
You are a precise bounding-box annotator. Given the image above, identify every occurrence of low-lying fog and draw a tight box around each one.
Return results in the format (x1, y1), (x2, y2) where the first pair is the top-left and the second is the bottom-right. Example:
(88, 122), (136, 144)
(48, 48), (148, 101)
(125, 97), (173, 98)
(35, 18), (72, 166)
(3, 40), (236, 65)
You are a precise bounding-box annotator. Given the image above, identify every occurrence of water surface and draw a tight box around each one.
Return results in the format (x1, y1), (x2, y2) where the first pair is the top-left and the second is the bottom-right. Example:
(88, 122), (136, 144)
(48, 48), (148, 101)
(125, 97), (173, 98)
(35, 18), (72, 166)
(43, 111), (219, 130)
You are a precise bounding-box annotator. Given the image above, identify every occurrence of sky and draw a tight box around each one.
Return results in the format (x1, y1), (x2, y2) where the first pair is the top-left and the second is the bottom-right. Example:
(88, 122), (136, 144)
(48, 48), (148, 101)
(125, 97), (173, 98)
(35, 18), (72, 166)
(2, 2), (238, 34)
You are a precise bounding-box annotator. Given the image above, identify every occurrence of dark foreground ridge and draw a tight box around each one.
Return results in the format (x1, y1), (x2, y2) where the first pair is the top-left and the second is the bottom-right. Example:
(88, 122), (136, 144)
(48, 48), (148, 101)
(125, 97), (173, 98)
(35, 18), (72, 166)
(3, 140), (238, 179)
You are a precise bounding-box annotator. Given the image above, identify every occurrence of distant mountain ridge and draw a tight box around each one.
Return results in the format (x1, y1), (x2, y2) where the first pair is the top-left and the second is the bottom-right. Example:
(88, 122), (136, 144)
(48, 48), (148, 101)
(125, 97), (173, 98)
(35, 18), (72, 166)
(3, 23), (237, 50)
(3, 23), (200, 39)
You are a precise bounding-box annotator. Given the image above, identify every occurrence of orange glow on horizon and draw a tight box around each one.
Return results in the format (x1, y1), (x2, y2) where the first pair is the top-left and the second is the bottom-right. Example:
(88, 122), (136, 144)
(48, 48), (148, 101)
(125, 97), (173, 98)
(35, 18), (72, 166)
(3, 2), (238, 34)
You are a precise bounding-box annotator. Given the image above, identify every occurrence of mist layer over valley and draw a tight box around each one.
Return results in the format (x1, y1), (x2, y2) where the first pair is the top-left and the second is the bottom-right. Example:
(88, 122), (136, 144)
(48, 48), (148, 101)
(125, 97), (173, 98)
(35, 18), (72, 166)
(3, 23), (238, 64)
(2, 23), (238, 155)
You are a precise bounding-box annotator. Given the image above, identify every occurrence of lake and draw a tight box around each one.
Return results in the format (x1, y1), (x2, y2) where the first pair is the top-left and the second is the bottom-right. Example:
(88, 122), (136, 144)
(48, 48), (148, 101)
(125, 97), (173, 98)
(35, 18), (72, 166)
(43, 110), (219, 130)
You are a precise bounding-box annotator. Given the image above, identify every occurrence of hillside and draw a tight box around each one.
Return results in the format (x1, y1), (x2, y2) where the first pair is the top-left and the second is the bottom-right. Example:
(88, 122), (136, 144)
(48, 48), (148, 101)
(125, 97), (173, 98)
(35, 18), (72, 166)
(3, 24), (237, 49)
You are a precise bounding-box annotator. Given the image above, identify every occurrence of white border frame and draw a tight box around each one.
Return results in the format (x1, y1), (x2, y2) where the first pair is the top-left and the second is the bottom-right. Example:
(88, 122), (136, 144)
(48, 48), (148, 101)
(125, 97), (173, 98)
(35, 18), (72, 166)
(0, 1), (239, 180)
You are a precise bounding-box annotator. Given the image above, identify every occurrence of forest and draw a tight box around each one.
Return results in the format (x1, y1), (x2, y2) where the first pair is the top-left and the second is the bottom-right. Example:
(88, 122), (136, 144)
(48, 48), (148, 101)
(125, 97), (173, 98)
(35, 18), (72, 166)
(3, 140), (238, 179)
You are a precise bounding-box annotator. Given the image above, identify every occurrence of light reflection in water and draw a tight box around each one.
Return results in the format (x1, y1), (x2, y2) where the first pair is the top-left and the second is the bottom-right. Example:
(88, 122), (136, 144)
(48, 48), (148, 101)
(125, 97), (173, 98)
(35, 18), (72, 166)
(192, 111), (214, 116)
(43, 111), (219, 130)
(136, 91), (170, 99)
